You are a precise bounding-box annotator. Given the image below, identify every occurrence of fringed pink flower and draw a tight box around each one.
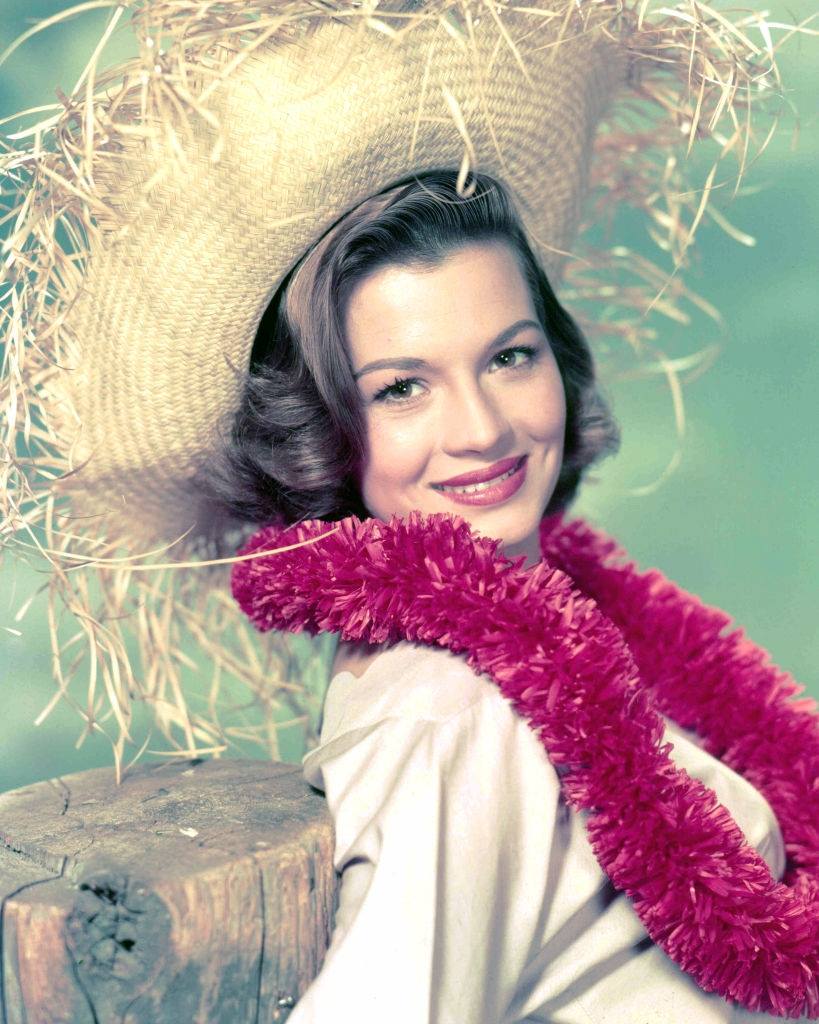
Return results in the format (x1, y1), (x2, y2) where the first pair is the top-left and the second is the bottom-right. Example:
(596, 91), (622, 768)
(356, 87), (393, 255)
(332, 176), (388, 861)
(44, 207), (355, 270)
(231, 509), (819, 1018)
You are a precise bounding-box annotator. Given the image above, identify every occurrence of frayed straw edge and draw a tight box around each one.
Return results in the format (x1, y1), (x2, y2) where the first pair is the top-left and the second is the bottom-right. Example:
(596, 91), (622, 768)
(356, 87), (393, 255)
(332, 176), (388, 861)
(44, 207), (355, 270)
(1, 0), (814, 776)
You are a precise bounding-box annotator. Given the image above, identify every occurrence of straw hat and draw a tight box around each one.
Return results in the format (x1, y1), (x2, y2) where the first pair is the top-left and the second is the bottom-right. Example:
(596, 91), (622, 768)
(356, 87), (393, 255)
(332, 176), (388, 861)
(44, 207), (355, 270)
(0, 0), (804, 778)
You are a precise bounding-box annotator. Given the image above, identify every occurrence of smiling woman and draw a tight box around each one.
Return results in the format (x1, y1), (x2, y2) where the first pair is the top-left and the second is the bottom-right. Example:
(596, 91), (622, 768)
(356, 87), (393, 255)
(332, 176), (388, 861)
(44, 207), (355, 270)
(2, 0), (818, 1019)
(205, 174), (620, 550)
(227, 170), (815, 1022)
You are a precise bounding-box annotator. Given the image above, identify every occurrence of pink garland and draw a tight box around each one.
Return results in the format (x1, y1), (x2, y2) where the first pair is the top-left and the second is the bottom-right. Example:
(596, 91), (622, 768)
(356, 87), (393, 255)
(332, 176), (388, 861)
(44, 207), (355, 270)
(231, 509), (819, 1018)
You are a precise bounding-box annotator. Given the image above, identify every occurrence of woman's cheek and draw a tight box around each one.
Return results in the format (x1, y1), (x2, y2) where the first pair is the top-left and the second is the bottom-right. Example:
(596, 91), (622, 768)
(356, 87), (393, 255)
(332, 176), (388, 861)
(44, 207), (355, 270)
(518, 377), (567, 442)
(365, 410), (431, 481)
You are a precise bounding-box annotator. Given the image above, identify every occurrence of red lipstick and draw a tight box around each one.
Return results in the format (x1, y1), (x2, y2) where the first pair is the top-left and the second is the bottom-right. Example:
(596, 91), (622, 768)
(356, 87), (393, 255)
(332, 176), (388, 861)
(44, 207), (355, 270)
(432, 456), (523, 488)
(431, 455), (528, 507)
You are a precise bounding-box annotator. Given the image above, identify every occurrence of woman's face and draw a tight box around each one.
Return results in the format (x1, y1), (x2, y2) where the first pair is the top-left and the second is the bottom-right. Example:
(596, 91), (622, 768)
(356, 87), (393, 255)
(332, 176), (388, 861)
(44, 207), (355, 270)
(343, 240), (566, 569)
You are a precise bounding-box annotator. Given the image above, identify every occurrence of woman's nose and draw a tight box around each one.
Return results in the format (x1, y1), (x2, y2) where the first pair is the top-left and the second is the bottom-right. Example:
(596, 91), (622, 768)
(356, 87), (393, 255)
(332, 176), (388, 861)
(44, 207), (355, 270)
(441, 382), (512, 453)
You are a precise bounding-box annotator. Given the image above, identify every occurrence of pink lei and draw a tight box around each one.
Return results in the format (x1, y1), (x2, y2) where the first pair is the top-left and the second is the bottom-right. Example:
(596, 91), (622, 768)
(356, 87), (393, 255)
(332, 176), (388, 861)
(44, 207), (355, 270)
(232, 509), (819, 1018)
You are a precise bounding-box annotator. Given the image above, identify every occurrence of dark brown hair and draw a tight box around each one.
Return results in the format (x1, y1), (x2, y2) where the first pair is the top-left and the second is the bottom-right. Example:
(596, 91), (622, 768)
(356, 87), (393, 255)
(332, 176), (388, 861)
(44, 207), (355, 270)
(206, 169), (620, 525)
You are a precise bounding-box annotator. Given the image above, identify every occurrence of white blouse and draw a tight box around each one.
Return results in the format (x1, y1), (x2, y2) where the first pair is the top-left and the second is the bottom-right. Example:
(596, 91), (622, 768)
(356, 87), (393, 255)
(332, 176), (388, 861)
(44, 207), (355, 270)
(291, 640), (798, 1024)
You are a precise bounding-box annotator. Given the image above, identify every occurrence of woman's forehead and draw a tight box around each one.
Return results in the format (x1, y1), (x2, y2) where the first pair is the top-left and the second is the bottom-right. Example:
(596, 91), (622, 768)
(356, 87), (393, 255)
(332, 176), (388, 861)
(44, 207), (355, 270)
(344, 243), (537, 365)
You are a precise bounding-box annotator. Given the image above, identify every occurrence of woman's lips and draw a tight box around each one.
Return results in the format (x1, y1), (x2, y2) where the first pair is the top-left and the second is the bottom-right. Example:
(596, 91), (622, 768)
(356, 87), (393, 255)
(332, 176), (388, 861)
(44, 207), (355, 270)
(432, 455), (527, 507)
(432, 455), (523, 487)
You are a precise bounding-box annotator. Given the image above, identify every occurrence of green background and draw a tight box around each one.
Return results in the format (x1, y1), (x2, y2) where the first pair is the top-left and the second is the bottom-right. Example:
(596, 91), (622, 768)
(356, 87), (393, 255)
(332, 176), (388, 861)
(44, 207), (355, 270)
(1, 1), (817, 793)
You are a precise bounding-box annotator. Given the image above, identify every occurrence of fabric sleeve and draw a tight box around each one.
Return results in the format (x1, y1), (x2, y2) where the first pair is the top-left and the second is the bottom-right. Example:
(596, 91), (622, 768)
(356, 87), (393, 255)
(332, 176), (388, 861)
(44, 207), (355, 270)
(289, 688), (565, 1024)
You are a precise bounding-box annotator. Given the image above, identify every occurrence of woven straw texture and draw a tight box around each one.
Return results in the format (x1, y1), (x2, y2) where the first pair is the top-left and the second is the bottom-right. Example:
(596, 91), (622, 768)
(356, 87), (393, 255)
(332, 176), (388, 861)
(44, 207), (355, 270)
(46, 2), (623, 535)
(1, 0), (812, 778)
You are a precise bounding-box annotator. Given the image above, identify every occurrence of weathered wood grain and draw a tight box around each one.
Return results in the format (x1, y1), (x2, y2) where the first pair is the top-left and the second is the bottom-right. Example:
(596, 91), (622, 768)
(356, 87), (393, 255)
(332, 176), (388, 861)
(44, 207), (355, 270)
(0, 758), (338, 1023)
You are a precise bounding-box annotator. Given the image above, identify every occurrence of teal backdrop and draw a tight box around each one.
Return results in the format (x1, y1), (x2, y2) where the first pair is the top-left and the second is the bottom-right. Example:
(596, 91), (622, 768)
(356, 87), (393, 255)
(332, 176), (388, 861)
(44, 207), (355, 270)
(1, 1), (817, 792)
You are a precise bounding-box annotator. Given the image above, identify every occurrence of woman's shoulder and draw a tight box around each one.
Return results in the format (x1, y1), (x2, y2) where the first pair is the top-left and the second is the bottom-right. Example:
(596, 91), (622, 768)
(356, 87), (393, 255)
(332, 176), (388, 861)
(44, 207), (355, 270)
(311, 639), (561, 805)
(323, 638), (512, 737)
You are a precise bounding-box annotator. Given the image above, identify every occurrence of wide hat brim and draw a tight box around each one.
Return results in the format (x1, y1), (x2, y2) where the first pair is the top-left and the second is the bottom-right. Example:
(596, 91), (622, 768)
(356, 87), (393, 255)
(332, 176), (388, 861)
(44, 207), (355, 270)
(1, 0), (800, 772)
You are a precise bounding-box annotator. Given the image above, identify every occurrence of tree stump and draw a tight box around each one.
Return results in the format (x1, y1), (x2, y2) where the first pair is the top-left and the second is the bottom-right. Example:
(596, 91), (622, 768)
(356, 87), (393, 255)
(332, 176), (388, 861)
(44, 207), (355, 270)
(0, 758), (338, 1023)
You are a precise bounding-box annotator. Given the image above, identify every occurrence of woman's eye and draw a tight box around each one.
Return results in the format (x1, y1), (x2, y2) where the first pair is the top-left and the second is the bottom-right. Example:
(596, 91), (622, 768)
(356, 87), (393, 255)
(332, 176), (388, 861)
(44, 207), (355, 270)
(493, 345), (539, 370)
(372, 345), (540, 406)
(373, 377), (422, 404)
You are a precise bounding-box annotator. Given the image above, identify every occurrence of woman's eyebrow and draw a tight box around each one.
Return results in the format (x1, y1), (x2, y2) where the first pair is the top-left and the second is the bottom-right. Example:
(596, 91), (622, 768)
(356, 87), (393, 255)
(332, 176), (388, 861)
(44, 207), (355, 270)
(352, 318), (543, 380)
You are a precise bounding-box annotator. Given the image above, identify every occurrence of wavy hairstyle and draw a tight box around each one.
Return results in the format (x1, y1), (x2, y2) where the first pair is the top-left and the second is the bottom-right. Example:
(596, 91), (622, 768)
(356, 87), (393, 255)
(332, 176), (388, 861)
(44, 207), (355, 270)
(206, 170), (620, 525)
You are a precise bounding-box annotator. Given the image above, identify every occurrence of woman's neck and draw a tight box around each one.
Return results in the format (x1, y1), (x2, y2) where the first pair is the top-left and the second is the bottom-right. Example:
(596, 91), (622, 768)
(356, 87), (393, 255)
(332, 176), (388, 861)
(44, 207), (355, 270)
(499, 528), (544, 570)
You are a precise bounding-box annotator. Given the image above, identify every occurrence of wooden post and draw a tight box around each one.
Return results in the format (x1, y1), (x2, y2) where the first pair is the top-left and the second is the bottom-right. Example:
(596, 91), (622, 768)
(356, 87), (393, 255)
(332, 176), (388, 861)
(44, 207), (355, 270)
(0, 758), (338, 1023)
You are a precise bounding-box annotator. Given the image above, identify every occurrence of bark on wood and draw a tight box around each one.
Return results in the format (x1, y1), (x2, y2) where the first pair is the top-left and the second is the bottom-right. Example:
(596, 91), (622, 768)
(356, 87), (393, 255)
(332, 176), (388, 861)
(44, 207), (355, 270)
(0, 759), (338, 1023)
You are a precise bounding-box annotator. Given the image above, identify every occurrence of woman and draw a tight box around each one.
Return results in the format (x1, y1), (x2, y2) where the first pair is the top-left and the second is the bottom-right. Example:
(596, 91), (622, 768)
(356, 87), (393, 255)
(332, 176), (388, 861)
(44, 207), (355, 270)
(213, 168), (615, 577)
(2, 1), (817, 1020)
(228, 171), (807, 1022)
